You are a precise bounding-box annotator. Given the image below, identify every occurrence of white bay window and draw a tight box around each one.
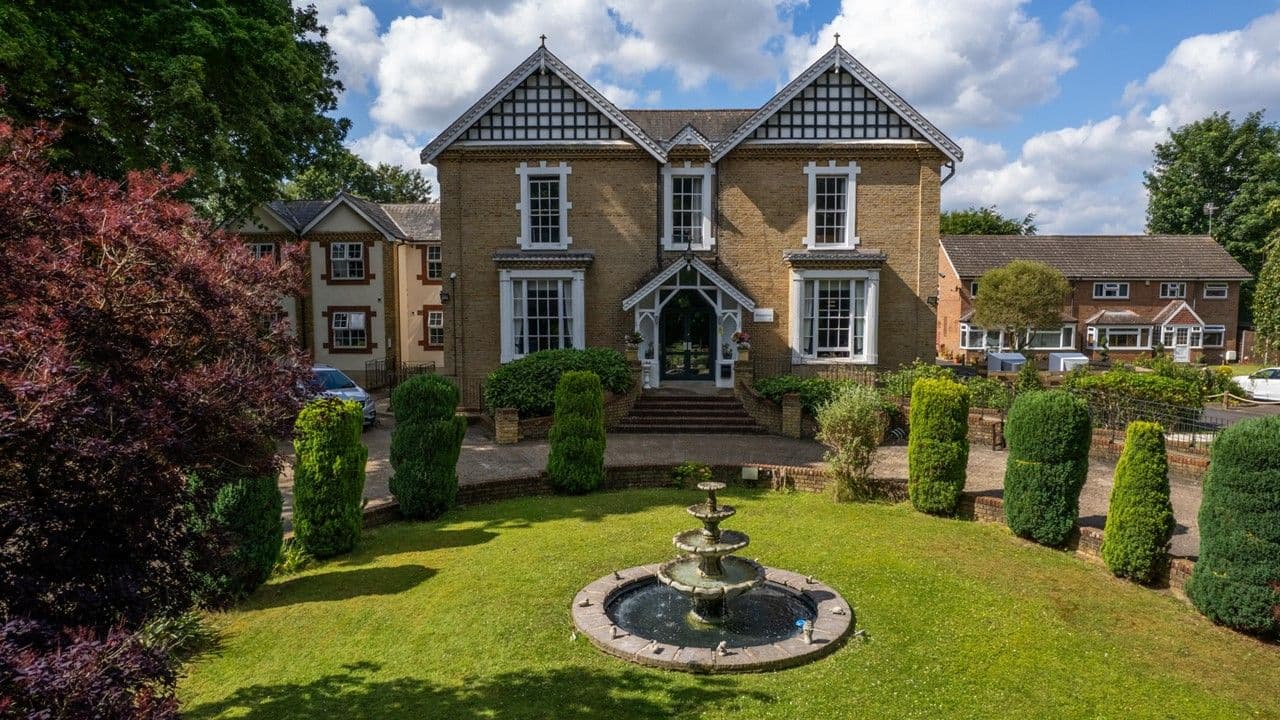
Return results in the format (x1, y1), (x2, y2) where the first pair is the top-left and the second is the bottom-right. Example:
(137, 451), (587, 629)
(499, 269), (585, 362)
(789, 269), (878, 363)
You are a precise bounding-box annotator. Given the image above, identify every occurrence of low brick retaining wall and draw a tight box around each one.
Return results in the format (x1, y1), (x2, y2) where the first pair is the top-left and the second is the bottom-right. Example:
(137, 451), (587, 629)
(484, 364), (644, 444)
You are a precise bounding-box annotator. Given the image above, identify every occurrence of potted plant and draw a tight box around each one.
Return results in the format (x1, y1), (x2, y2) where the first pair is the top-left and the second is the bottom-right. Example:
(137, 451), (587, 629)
(623, 331), (643, 362)
(732, 331), (751, 362)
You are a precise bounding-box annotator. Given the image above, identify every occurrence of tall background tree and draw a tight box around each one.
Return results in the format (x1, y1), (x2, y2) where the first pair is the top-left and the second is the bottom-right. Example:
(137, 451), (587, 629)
(973, 260), (1071, 350)
(280, 148), (434, 202)
(940, 205), (1037, 235)
(1253, 199), (1280, 361)
(1145, 111), (1280, 319)
(0, 0), (349, 220)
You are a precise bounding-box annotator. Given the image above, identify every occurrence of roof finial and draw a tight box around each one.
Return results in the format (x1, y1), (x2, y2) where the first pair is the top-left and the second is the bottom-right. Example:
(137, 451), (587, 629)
(539, 33), (547, 48)
(833, 32), (840, 47)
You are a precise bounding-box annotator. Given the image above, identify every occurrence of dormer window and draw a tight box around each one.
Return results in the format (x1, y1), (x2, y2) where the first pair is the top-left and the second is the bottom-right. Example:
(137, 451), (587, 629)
(803, 161), (860, 249)
(517, 162), (571, 250)
(662, 162), (715, 251)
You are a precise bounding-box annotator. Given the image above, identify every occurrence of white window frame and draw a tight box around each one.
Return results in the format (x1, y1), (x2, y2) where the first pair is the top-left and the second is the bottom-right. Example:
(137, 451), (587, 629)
(802, 161), (860, 250)
(661, 161), (715, 251)
(968, 281), (979, 298)
(330, 242), (366, 280)
(1092, 282), (1129, 299)
(516, 161), (572, 250)
(1202, 325), (1226, 348)
(330, 311), (368, 349)
(1159, 282), (1186, 299)
(1203, 283), (1229, 299)
(248, 242), (277, 261)
(1087, 325), (1152, 350)
(426, 310), (444, 347)
(425, 244), (443, 281)
(788, 268), (879, 364)
(498, 269), (586, 362)
(959, 324), (1074, 351)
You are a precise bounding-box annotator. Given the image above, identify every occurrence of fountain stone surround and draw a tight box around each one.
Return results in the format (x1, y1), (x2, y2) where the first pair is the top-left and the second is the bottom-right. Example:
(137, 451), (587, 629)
(570, 483), (855, 673)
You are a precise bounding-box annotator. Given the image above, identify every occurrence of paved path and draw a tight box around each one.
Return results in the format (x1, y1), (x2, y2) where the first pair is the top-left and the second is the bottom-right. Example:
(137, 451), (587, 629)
(280, 397), (1202, 556)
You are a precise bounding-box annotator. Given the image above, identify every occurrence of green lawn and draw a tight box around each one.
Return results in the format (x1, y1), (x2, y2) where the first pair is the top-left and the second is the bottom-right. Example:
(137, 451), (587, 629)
(181, 489), (1279, 719)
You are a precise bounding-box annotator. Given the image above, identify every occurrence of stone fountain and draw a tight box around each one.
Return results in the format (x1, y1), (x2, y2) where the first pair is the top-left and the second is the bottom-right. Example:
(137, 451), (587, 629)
(571, 481), (855, 673)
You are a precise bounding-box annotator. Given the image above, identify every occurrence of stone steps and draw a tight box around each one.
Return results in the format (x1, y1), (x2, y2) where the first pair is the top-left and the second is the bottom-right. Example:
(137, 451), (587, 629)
(614, 391), (765, 435)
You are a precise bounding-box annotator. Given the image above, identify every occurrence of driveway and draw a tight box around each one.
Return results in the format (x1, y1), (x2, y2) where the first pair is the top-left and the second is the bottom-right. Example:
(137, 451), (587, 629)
(279, 399), (1203, 556)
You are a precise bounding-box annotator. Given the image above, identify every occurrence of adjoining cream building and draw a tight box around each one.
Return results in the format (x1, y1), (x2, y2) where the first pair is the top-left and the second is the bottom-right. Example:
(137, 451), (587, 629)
(422, 41), (961, 394)
(232, 193), (444, 385)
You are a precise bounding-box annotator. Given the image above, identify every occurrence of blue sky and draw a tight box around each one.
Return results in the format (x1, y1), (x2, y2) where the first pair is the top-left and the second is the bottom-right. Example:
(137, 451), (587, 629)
(310, 0), (1280, 233)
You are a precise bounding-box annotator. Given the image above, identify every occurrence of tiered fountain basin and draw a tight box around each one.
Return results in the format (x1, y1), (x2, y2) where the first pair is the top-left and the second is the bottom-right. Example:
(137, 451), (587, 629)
(571, 482), (855, 673)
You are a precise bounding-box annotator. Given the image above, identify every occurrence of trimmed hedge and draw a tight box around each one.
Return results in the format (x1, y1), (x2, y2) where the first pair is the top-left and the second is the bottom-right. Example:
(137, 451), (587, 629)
(484, 348), (632, 418)
(754, 375), (850, 415)
(390, 374), (467, 520)
(1101, 421), (1174, 584)
(1003, 390), (1091, 546)
(1015, 361), (1043, 395)
(193, 466), (283, 607)
(907, 378), (970, 515)
(292, 398), (367, 558)
(879, 360), (955, 399)
(1186, 416), (1280, 637)
(1064, 365), (1204, 407)
(546, 371), (606, 494)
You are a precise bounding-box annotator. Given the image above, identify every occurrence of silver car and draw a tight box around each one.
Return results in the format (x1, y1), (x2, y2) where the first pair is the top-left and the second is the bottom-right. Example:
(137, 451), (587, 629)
(309, 365), (377, 427)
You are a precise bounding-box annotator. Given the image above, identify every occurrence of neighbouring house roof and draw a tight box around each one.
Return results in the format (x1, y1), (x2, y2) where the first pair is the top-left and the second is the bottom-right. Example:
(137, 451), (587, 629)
(256, 194), (437, 242)
(1151, 300), (1205, 327)
(940, 235), (1252, 281)
(1083, 309), (1146, 325)
(622, 110), (757, 144)
(381, 202), (440, 243)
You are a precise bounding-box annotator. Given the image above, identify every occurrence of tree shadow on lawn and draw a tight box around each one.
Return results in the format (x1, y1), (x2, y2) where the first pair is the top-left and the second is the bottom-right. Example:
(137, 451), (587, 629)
(186, 661), (770, 720)
(473, 485), (775, 526)
(246, 565), (436, 610)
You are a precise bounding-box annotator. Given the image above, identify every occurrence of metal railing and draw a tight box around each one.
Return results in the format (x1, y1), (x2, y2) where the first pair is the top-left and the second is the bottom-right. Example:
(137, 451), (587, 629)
(363, 359), (437, 391)
(1072, 388), (1222, 451)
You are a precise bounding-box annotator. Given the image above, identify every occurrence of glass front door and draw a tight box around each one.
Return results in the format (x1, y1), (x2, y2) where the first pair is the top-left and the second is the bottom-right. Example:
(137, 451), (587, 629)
(660, 290), (714, 380)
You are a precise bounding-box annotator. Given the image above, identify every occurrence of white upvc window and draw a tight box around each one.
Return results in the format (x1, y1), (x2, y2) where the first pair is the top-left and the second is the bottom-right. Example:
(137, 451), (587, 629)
(662, 162), (715, 251)
(789, 268), (879, 363)
(968, 281), (979, 297)
(1026, 325), (1076, 350)
(960, 324), (999, 350)
(425, 244), (443, 281)
(1087, 325), (1152, 349)
(426, 310), (445, 348)
(331, 311), (368, 349)
(960, 324), (1073, 351)
(499, 269), (586, 362)
(516, 162), (572, 249)
(248, 242), (277, 261)
(330, 242), (365, 280)
(803, 161), (860, 249)
(1203, 283), (1229, 299)
(1093, 282), (1129, 299)
(1159, 282), (1186, 299)
(1162, 325), (1204, 348)
(1202, 325), (1226, 347)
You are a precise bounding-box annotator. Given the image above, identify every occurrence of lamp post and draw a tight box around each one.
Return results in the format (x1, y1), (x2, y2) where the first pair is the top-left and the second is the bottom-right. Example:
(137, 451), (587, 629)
(1204, 202), (1217, 236)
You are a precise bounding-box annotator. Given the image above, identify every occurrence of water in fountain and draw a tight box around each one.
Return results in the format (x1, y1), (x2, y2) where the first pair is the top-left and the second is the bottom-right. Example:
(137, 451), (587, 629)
(606, 481), (816, 648)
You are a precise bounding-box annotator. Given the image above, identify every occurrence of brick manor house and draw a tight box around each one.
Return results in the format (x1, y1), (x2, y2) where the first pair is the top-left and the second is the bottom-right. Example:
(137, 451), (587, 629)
(424, 42), (961, 392)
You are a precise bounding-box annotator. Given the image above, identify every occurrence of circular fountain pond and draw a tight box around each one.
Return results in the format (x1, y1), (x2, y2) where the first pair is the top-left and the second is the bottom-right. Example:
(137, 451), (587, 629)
(571, 483), (855, 673)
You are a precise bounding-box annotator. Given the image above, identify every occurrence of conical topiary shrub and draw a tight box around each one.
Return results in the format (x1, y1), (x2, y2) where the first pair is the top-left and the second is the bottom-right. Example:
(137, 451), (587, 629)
(1101, 421), (1174, 584)
(546, 370), (605, 494)
(1186, 416), (1280, 637)
(390, 374), (467, 519)
(1002, 390), (1091, 546)
(907, 377), (970, 515)
(292, 398), (367, 558)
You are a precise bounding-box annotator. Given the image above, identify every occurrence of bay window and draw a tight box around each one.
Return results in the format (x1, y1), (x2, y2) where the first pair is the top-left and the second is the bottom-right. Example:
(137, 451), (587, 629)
(1087, 326), (1152, 349)
(499, 269), (586, 362)
(789, 269), (878, 363)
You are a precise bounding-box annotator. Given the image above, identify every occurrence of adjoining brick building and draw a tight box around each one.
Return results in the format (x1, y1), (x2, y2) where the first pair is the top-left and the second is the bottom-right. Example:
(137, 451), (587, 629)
(231, 194), (443, 384)
(937, 235), (1252, 365)
(424, 42), (962, 394)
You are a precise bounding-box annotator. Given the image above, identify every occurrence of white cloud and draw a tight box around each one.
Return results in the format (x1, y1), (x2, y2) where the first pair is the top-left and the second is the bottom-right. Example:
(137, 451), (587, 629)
(349, 128), (437, 194)
(786, 0), (1099, 128)
(305, 0), (383, 94)
(947, 9), (1280, 234)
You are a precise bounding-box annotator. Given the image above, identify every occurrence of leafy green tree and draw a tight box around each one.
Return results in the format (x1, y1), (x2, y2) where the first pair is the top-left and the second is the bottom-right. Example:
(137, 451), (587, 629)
(281, 148), (434, 203)
(1252, 200), (1280, 360)
(817, 384), (888, 502)
(940, 205), (1036, 235)
(1145, 111), (1280, 318)
(972, 261), (1071, 350)
(1101, 422), (1174, 584)
(0, 1), (348, 220)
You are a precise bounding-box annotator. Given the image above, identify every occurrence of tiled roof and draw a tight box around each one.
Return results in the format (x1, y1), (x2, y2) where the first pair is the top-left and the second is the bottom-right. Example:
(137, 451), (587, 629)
(381, 202), (440, 243)
(783, 249), (888, 268)
(941, 235), (1252, 281)
(622, 110), (757, 143)
(267, 200), (328, 229)
(1151, 301), (1204, 326)
(1084, 309), (1147, 325)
